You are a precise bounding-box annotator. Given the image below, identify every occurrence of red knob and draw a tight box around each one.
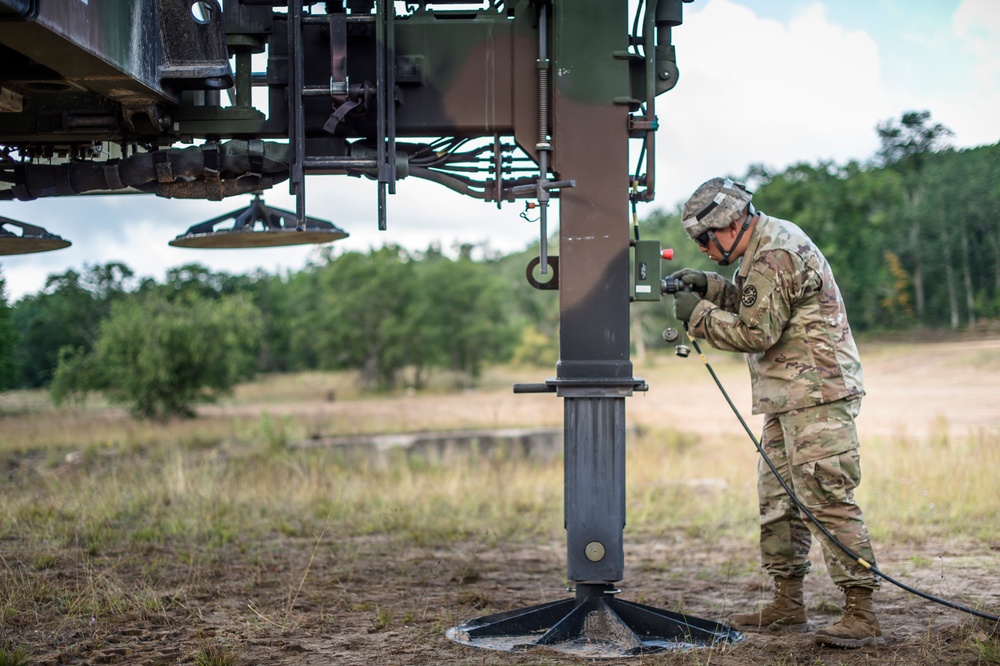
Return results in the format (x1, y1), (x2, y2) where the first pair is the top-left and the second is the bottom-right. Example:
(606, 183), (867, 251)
(661, 248), (674, 260)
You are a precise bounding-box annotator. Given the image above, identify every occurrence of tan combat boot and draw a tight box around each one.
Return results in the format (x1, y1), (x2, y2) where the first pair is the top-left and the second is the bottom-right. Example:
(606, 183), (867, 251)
(814, 587), (885, 648)
(730, 576), (808, 632)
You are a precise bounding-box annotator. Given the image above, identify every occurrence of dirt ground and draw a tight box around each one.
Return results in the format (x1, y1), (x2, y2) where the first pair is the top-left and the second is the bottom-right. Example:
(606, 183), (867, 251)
(631, 337), (1000, 445)
(9, 534), (999, 666)
(5, 339), (1000, 665)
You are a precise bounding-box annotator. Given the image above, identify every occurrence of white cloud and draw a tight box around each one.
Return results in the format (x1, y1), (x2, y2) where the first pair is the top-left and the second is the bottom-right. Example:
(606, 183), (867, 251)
(955, 0), (1000, 64)
(939, 0), (1000, 147)
(1, 176), (546, 301)
(5, 0), (999, 301)
(0, 261), (51, 301)
(304, 175), (546, 256)
(654, 0), (890, 209)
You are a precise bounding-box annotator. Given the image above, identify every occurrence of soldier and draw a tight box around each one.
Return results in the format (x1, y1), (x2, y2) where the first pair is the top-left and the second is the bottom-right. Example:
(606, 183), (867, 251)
(668, 177), (884, 648)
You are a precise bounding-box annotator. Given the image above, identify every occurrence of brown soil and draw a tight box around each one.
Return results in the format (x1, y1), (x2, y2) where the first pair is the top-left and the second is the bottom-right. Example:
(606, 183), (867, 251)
(5, 339), (1000, 665)
(9, 534), (998, 665)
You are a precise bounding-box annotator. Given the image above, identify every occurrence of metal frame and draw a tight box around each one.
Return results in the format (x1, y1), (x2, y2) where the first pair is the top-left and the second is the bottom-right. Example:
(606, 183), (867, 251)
(448, 1), (741, 655)
(0, 2), (742, 655)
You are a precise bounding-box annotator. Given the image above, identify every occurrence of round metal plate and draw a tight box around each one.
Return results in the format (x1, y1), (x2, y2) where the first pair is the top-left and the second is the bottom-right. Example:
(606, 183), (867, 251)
(0, 236), (72, 255)
(169, 228), (348, 249)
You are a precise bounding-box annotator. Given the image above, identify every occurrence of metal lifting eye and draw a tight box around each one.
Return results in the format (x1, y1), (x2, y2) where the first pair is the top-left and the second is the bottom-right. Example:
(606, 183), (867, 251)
(190, 1), (215, 25)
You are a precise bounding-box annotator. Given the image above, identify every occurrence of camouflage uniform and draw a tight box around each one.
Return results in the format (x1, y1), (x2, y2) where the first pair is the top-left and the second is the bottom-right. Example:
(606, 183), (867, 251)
(688, 213), (879, 589)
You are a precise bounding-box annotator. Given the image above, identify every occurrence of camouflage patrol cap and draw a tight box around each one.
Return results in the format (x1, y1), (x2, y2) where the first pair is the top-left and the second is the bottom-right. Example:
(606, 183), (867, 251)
(681, 177), (753, 239)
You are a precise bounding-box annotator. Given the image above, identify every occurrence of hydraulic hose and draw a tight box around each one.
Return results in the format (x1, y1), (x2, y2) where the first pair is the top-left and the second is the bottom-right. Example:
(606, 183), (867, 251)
(681, 325), (1000, 625)
(0, 140), (290, 201)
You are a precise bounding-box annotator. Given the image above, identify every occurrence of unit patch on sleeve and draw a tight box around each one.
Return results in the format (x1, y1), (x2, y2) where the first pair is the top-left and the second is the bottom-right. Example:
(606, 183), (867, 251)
(741, 284), (758, 307)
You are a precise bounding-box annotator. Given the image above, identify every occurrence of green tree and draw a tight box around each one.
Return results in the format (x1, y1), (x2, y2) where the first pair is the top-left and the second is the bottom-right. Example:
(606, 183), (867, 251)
(752, 161), (902, 330)
(408, 252), (517, 385)
(962, 144), (1000, 319)
(0, 269), (14, 389)
(247, 269), (299, 373)
(141, 262), (256, 302)
(920, 143), (1000, 327)
(51, 292), (262, 419)
(289, 246), (416, 390)
(11, 262), (135, 387)
(275, 266), (324, 372)
(147, 264), (286, 372)
(495, 244), (560, 366)
(875, 110), (954, 321)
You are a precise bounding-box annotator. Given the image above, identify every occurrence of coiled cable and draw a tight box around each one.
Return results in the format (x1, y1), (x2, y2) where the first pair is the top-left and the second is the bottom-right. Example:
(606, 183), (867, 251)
(683, 325), (1000, 624)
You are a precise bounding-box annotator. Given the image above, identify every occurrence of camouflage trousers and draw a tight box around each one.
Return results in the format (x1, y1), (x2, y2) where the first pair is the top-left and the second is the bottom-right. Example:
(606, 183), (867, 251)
(757, 397), (879, 589)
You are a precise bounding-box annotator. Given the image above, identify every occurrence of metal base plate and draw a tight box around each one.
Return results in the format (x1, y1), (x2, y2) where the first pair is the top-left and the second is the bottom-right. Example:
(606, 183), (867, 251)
(169, 228), (347, 248)
(0, 236), (72, 255)
(0, 216), (72, 255)
(447, 589), (742, 658)
(168, 196), (349, 249)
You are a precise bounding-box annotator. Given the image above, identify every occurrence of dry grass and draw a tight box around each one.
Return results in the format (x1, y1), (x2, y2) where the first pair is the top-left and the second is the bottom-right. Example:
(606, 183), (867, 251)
(0, 365), (565, 453)
(1, 341), (999, 664)
(2, 344), (998, 548)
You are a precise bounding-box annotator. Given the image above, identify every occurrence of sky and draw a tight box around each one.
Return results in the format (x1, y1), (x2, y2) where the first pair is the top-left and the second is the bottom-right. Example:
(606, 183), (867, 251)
(2, 0), (998, 302)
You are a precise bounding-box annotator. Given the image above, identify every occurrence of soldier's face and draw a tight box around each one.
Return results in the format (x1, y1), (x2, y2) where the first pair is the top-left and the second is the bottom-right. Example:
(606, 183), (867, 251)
(698, 215), (754, 265)
(698, 223), (736, 263)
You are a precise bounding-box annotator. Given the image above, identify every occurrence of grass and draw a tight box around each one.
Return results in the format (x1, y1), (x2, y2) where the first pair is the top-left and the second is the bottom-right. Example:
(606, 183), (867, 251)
(863, 426), (1000, 543)
(0, 643), (31, 666)
(969, 631), (1000, 664)
(1, 342), (999, 663)
(2, 348), (998, 551)
(195, 644), (238, 666)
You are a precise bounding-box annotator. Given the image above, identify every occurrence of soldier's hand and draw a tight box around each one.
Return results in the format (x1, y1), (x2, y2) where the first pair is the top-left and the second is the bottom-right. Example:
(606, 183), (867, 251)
(673, 290), (702, 323)
(668, 268), (708, 295)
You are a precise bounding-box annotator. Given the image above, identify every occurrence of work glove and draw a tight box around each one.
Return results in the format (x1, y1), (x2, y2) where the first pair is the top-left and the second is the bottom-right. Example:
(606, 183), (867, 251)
(668, 268), (708, 295)
(673, 290), (702, 323)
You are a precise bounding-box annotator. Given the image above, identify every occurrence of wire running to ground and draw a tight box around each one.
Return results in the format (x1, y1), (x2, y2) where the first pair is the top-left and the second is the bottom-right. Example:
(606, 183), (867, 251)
(682, 326), (1000, 625)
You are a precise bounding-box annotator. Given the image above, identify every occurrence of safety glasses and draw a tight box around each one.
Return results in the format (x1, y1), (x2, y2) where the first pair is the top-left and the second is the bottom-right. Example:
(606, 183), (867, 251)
(694, 230), (713, 248)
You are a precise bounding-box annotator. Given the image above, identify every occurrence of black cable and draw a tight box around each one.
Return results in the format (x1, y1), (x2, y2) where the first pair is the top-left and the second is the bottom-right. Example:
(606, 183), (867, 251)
(631, 0), (645, 56)
(682, 325), (1000, 624)
(630, 133), (647, 242)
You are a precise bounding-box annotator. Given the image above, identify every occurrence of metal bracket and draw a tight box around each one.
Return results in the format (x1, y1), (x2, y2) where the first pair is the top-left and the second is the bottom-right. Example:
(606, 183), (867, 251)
(375, 0), (397, 230)
(514, 376), (648, 397)
(287, 0), (306, 229)
(156, 0), (233, 90)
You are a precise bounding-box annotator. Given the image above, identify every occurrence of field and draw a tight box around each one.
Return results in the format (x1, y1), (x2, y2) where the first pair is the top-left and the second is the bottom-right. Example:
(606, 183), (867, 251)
(2, 338), (999, 665)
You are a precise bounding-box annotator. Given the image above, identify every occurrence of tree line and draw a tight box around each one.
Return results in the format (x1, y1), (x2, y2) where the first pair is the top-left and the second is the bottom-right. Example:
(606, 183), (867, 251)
(752, 111), (1000, 331)
(632, 112), (1000, 336)
(0, 111), (996, 418)
(1, 243), (557, 418)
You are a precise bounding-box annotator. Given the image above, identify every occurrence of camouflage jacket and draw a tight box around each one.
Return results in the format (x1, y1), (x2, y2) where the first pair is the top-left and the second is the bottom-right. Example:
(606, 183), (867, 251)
(688, 213), (864, 414)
